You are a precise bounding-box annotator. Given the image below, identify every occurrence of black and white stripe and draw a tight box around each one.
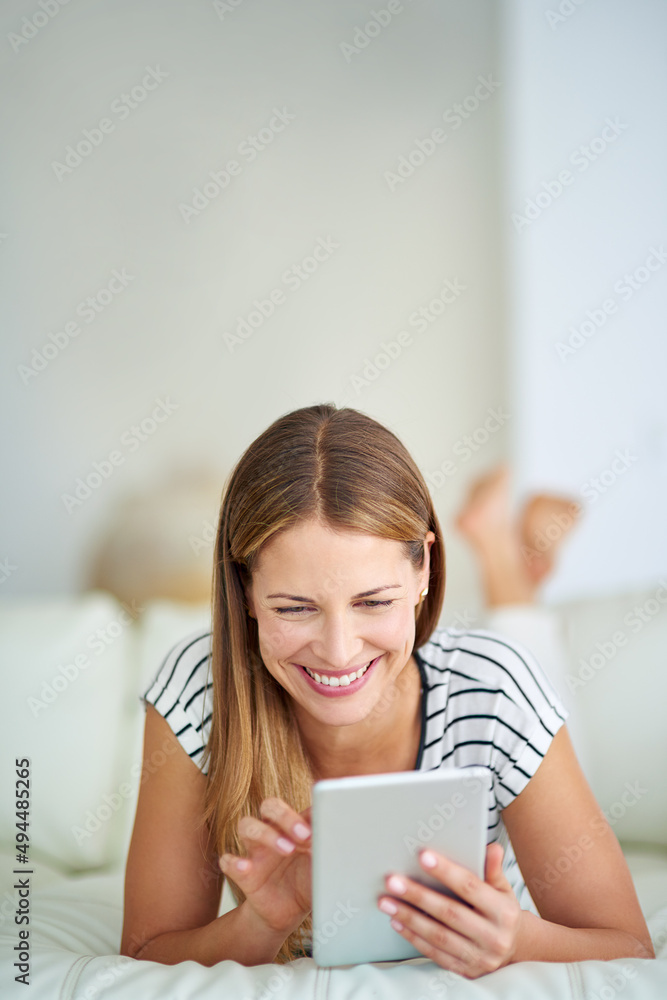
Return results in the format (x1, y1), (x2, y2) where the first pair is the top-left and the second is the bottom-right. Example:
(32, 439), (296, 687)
(143, 630), (213, 765)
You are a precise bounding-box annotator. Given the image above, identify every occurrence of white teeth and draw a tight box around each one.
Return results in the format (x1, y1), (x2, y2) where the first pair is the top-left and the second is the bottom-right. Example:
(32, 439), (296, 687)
(305, 660), (373, 687)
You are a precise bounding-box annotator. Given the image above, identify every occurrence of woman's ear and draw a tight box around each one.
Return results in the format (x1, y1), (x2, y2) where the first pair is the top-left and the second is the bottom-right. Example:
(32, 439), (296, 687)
(422, 530), (436, 590)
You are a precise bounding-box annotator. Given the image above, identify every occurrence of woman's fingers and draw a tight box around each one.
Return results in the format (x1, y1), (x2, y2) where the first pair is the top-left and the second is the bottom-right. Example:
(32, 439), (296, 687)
(259, 796), (312, 846)
(376, 846), (521, 976)
(236, 813), (298, 858)
(233, 799), (311, 860)
(218, 798), (312, 879)
(219, 852), (250, 874)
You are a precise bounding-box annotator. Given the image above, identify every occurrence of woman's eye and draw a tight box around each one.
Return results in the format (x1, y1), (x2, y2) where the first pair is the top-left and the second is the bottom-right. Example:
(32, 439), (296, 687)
(274, 600), (394, 615)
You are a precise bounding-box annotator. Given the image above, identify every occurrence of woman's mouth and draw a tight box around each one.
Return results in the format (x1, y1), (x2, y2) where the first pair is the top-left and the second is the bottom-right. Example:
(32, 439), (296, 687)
(296, 655), (382, 697)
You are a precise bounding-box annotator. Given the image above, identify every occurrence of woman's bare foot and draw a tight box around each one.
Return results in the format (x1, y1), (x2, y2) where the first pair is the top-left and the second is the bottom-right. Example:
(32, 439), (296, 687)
(520, 495), (582, 586)
(455, 465), (537, 606)
(455, 465), (582, 607)
(454, 465), (513, 544)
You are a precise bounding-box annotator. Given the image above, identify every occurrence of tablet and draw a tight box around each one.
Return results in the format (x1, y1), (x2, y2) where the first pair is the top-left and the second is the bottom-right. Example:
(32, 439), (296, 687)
(311, 766), (490, 967)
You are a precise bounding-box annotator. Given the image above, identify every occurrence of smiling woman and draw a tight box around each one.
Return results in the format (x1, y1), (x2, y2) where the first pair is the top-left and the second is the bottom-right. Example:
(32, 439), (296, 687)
(120, 403), (654, 973)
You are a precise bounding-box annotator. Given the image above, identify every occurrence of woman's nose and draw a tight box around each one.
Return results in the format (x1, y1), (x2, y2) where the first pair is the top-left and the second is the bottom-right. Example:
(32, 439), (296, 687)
(310, 617), (367, 670)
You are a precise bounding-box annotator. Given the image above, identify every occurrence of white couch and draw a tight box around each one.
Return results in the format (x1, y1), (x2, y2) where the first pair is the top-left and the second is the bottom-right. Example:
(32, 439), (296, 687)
(1, 589), (667, 999)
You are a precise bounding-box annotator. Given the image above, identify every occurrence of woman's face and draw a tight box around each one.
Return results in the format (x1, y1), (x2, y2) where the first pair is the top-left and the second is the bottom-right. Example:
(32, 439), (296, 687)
(244, 519), (435, 728)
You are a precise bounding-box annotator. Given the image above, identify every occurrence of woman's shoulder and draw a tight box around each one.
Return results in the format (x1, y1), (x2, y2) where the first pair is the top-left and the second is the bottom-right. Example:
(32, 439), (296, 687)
(416, 623), (566, 716)
(142, 627), (214, 773)
(143, 627), (213, 709)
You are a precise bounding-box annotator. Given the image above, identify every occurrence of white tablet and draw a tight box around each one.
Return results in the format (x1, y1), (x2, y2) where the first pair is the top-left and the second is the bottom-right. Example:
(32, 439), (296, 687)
(311, 766), (490, 967)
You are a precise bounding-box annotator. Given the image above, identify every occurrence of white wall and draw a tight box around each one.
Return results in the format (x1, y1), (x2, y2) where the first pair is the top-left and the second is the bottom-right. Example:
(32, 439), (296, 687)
(0, 0), (507, 622)
(502, 0), (667, 602)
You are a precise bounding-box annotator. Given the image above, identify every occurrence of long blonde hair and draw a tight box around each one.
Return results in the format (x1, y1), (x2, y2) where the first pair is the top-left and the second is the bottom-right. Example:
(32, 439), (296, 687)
(201, 403), (445, 963)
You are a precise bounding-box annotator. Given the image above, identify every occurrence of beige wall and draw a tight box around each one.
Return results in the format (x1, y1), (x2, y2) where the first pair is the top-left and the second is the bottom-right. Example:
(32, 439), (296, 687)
(1, 0), (507, 623)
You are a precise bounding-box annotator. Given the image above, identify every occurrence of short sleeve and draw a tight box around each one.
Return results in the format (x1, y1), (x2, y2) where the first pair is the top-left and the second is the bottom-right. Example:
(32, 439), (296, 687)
(142, 629), (213, 775)
(484, 630), (569, 810)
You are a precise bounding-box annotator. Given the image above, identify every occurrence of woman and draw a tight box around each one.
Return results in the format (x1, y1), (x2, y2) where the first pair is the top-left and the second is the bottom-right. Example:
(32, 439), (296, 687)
(120, 404), (654, 974)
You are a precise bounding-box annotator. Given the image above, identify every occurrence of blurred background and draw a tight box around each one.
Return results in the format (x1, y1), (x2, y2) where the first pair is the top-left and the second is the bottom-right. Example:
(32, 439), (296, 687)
(1, 0), (666, 620)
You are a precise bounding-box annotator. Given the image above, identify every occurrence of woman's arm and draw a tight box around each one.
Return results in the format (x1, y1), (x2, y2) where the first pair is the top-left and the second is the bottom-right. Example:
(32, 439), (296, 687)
(376, 725), (654, 976)
(120, 704), (288, 966)
(503, 724), (655, 962)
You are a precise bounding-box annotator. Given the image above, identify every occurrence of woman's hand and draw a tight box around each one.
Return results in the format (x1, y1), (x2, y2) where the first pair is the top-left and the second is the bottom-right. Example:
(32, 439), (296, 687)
(377, 843), (522, 978)
(219, 797), (312, 938)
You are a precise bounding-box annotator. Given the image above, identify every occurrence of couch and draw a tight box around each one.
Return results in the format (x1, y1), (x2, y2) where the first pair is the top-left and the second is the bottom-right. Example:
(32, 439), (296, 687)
(1, 588), (666, 998)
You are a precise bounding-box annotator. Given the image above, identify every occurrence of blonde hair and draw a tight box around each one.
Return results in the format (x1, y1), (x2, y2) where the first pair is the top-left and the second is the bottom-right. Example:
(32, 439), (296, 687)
(201, 403), (445, 963)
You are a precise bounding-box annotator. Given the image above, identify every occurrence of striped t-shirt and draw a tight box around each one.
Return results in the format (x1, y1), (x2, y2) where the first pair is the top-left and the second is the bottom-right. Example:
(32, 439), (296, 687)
(142, 624), (569, 916)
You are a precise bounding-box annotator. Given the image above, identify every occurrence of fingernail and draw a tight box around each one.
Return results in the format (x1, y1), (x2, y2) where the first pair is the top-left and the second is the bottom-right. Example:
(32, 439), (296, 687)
(421, 850), (437, 868)
(379, 898), (398, 915)
(277, 836), (295, 854)
(293, 822), (311, 841)
(387, 875), (406, 894)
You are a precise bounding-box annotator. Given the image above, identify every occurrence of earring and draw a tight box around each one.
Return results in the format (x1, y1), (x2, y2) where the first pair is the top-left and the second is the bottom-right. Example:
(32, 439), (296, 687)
(416, 587), (429, 612)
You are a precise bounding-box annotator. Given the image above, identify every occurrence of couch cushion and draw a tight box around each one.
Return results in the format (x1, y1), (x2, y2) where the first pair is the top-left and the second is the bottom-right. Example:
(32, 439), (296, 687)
(556, 586), (667, 848)
(0, 592), (138, 873)
(108, 598), (213, 866)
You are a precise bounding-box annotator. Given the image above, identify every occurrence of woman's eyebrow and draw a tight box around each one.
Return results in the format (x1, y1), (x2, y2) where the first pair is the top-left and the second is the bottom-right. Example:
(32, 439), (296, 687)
(266, 585), (402, 601)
